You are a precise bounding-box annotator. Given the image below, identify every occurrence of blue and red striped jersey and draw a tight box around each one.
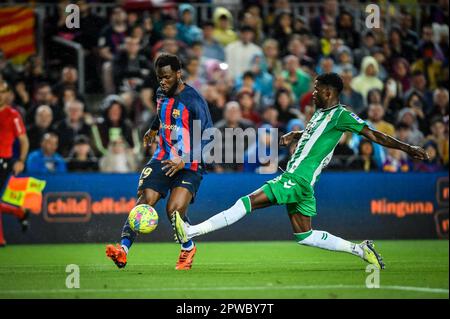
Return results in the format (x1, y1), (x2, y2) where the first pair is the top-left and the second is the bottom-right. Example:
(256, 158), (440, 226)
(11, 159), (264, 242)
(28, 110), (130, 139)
(149, 84), (213, 172)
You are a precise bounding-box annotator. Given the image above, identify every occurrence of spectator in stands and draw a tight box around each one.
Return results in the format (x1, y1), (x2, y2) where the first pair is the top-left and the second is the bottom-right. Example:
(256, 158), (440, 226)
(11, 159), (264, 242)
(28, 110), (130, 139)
(367, 103), (395, 137)
(184, 56), (204, 92)
(391, 58), (411, 93)
(411, 42), (444, 90)
(27, 105), (54, 151)
(351, 56), (384, 103)
(113, 36), (155, 93)
(397, 108), (424, 146)
(281, 55), (311, 104)
(26, 83), (63, 125)
(339, 67), (365, 115)
(247, 53), (274, 107)
(237, 90), (261, 126)
(261, 107), (281, 130)
(67, 135), (99, 172)
(273, 88), (301, 128)
(91, 95), (138, 157)
(399, 12), (419, 49)
(52, 66), (79, 99)
(347, 139), (378, 172)
(201, 21), (226, 62)
(262, 38), (282, 77)
(413, 140), (443, 172)
(286, 35), (315, 72)
(201, 83), (225, 124)
(405, 71), (433, 113)
(353, 31), (378, 68)
(319, 23), (338, 57)
(334, 46), (356, 76)
(99, 136), (138, 173)
(214, 101), (254, 172)
(98, 6), (127, 62)
(26, 133), (67, 173)
(21, 54), (48, 102)
(419, 24), (446, 62)
(383, 148), (411, 173)
(225, 25), (263, 80)
(310, 0), (339, 38)
(429, 87), (449, 124)
(53, 100), (91, 157)
(336, 11), (360, 50)
(74, 0), (107, 51)
(317, 56), (337, 75)
(212, 7), (238, 47)
(176, 4), (203, 46)
(241, 9), (266, 45)
(387, 27), (416, 63)
(271, 10), (293, 56)
(404, 91), (428, 134)
(426, 117), (449, 166)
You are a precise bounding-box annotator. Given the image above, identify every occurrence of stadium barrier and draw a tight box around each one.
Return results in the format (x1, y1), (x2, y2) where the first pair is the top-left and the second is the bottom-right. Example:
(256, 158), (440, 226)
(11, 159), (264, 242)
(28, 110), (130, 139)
(2, 172), (448, 243)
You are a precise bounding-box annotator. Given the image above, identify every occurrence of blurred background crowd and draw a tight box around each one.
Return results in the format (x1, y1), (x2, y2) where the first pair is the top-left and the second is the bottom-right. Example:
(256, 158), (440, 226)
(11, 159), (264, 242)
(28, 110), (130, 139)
(0, 0), (448, 174)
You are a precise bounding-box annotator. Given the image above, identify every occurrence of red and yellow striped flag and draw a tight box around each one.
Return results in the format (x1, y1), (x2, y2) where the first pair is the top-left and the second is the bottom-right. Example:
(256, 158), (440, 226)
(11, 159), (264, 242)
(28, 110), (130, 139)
(1, 176), (46, 214)
(0, 6), (36, 65)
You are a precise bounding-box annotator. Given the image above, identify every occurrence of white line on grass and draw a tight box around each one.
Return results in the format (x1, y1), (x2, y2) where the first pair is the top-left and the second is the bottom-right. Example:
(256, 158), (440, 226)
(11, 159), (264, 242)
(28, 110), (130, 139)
(0, 285), (448, 295)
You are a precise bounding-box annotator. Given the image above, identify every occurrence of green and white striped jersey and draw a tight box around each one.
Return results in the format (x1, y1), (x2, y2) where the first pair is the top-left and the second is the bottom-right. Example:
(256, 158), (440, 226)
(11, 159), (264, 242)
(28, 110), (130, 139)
(286, 104), (367, 186)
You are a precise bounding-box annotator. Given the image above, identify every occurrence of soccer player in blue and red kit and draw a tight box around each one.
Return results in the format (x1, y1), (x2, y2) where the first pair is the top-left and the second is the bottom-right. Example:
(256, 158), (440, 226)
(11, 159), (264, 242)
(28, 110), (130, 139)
(106, 54), (213, 270)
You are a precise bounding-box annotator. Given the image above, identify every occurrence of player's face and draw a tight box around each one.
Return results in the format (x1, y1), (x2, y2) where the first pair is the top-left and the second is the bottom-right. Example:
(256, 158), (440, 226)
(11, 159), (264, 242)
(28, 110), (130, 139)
(157, 65), (180, 96)
(0, 84), (8, 106)
(312, 80), (329, 109)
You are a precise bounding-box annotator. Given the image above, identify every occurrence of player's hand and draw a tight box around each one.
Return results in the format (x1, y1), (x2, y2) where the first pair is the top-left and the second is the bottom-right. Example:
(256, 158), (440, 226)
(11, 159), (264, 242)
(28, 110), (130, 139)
(143, 129), (157, 148)
(407, 145), (429, 161)
(280, 131), (302, 146)
(161, 157), (185, 177)
(12, 160), (25, 176)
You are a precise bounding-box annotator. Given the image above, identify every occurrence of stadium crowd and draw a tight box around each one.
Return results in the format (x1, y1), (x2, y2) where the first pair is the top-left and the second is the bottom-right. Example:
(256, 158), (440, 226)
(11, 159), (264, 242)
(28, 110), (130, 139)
(0, 0), (448, 174)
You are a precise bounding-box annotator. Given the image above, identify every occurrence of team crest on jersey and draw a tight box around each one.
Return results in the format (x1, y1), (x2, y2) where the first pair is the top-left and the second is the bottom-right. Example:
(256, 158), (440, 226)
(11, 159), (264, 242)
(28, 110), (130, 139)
(350, 112), (364, 124)
(172, 109), (180, 119)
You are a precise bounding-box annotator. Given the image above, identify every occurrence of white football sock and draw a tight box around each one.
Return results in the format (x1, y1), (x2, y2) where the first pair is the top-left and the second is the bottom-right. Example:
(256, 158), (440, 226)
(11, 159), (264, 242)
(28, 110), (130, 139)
(187, 197), (251, 238)
(121, 245), (129, 255)
(295, 230), (363, 258)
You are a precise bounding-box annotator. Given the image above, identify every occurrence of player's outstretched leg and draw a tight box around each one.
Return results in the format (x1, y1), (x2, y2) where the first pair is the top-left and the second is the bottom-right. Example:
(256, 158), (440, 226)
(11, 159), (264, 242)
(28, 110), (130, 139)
(105, 218), (136, 269)
(172, 211), (197, 270)
(172, 196), (253, 244)
(106, 190), (160, 269)
(359, 240), (385, 269)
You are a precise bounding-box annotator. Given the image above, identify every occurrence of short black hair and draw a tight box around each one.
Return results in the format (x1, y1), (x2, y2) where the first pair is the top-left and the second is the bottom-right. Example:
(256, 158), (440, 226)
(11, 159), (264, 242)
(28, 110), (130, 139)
(201, 20), (214, 28)
(242, 70), (254, 79)
(154, 53), (182, 71)
(316, 73), (344, 94)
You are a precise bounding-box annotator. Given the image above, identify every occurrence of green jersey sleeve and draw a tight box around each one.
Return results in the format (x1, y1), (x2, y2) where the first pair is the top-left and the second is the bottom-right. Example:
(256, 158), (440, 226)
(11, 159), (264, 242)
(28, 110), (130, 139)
(335, 109), (367, 134)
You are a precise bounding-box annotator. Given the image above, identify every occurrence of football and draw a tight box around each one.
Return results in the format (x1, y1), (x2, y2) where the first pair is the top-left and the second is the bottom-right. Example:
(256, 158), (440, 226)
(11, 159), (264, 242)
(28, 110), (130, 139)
(128, 204), (159, 234)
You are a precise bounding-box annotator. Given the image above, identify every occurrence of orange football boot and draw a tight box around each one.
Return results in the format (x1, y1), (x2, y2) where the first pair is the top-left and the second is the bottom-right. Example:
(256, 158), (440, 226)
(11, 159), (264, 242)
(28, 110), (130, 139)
(175, 246), (197, 270)
(106, 244), (127, 268)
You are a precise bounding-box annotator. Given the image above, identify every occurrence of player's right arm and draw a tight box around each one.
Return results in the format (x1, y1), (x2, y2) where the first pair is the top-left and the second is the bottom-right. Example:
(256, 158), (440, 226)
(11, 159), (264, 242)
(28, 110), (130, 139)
(280, 130), (304, 146)
(360, 126), (429, 161)
(143, 116), (160, 148)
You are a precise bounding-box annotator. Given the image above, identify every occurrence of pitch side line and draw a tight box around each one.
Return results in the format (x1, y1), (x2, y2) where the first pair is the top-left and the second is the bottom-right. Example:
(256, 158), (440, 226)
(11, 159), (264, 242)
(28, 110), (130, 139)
(0, 285), (448, 295)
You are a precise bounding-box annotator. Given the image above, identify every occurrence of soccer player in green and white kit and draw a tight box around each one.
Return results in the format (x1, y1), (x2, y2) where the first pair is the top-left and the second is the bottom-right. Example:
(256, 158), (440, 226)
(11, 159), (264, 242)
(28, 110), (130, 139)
(172, 73), (429, 269)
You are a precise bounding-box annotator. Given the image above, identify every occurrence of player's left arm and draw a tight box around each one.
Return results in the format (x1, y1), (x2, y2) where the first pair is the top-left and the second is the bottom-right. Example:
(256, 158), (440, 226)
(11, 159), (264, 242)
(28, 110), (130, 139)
(13, 133), (29, 175)
(360, 126), (429, 161)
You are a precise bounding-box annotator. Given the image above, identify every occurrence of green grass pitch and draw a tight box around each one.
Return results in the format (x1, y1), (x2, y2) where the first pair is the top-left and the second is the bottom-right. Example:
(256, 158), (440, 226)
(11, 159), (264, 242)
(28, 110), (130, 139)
(0, 240), (448, 299)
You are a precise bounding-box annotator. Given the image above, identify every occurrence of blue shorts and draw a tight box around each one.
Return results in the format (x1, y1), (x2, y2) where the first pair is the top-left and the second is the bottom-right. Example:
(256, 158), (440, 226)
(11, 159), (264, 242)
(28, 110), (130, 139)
(137, 161), (203, 202)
